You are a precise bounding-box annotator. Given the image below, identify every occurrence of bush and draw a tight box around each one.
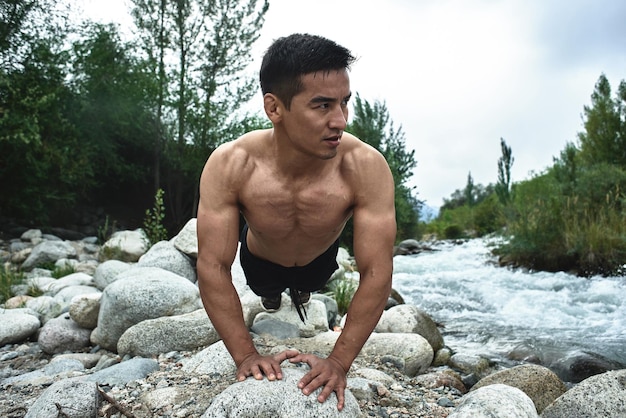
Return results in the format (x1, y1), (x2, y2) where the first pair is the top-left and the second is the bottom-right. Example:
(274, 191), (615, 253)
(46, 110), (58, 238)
(0, 265), (24, 305)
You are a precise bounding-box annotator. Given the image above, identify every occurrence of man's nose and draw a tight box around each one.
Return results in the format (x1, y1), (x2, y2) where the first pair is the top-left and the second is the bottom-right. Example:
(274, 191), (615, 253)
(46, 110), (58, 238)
(329, 106), (347, 130)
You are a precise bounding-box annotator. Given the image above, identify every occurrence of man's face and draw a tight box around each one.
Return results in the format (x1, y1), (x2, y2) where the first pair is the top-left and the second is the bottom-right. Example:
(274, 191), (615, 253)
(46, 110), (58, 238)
(280, 69), (351, 160)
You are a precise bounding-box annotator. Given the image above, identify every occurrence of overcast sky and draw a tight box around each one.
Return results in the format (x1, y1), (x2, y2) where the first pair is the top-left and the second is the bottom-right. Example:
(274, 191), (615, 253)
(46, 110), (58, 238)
(84, 0), (626, 209)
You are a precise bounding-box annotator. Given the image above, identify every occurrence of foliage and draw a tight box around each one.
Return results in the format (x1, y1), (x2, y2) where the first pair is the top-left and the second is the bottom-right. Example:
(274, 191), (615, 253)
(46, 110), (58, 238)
(347, 94), (421, 244)
(51, 263), (76, 279)
(143, 188), (169, 245)
(493, 74), (626, 276)
(495, 138), (514, 205)
(0, 264), (24, 305)
(323, 271), (358, 317)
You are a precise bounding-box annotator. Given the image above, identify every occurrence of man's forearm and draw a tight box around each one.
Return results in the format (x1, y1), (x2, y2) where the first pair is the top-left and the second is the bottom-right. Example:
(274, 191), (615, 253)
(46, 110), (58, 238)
(198, 265), (257, 365)
(327, 278), (390, 371)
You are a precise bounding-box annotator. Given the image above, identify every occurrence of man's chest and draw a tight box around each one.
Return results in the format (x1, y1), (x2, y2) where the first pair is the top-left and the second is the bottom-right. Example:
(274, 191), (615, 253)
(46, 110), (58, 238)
(239, 177), (353, 236)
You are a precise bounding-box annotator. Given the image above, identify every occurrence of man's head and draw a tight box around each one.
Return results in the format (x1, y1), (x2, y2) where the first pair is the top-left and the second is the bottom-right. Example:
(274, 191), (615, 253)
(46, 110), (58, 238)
(260, 33), (356, 110)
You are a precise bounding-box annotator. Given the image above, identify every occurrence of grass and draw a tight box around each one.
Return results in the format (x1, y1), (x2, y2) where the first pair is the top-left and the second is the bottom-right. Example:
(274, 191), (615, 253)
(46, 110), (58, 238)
(0, 264), (25, 305)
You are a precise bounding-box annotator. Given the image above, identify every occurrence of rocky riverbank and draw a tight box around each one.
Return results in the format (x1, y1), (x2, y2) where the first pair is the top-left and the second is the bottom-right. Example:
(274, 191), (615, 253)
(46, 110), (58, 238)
(1, 221), (624, 417)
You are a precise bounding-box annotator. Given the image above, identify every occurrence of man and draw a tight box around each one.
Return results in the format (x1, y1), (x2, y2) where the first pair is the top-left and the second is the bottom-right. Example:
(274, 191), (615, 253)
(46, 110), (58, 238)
(196, 33), (396, 411)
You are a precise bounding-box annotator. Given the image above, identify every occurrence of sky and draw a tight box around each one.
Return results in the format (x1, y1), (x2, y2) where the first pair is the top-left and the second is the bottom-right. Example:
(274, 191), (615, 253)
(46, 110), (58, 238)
(83, 0), (626, 209)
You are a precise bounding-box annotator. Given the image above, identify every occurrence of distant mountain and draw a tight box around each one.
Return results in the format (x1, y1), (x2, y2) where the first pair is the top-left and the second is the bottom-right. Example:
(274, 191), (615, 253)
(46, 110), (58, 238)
(419, 205), (439, 222)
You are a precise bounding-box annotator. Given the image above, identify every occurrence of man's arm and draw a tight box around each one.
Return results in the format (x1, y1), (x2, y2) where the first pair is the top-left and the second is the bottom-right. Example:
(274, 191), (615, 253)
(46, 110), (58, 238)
(292, 147), (396, 409)
(196, 144), (296, 381)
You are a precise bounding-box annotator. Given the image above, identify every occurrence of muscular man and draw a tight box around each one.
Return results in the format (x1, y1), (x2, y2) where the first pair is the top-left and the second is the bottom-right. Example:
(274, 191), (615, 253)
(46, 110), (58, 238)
(196, 33), (396, 411)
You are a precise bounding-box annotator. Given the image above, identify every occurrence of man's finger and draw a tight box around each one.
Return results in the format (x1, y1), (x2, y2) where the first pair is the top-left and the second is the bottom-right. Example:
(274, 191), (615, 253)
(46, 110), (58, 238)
(274, 349), (300, 363)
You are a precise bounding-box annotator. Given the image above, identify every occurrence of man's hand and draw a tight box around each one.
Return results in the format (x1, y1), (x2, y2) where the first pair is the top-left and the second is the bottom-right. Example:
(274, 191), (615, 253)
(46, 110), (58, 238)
(289, 353), (348, 411)
(236, 349), (300, 382)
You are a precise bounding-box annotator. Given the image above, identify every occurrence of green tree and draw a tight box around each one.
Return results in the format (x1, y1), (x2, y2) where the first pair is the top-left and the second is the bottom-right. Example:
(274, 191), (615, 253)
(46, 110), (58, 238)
(495, 137), (514, 205)
(348, 94), (420, 242)
(578, 74), (626, 167)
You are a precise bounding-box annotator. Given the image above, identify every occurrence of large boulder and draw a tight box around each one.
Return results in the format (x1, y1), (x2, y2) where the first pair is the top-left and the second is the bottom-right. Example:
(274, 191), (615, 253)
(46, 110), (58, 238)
(93, 259), (131, 290)
(24, 380), (100, 418)
(117, 309), (220, 357)
(375, 304), (444, 352)
(253, 296), (329, 338)
(472, 364), (567, 413)
(448, 383), (539, 418)
(91, 267), (200, 351)
(37, 312), (92, 354)
(202, 367), (361, 418)
(540, 369), (626, 418)
(101, 229), (149, 262)
(137, 240), (196, 283)
(21, 240), (77, 271)
(171, 218), (198, 258)
(0, 308), (41, 346)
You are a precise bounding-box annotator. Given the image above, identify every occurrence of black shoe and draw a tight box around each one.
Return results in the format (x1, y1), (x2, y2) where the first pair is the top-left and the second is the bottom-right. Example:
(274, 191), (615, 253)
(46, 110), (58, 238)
(261, 295), (281, 312)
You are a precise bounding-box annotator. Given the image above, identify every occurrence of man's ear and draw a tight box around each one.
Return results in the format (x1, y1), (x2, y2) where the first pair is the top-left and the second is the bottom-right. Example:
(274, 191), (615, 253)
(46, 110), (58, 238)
(263, 93), (283, 123)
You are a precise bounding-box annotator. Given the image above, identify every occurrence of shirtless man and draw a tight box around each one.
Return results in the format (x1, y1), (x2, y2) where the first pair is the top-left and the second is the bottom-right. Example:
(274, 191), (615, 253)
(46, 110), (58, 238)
(196, 33), (396, 411)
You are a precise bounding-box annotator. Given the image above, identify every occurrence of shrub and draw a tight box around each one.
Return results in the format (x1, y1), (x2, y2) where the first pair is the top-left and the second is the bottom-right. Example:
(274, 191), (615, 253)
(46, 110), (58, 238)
(0, 264), (24, 305)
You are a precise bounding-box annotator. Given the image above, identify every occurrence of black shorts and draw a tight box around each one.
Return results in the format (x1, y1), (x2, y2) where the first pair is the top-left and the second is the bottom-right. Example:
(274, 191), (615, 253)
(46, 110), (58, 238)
(239, 224), (339, 297)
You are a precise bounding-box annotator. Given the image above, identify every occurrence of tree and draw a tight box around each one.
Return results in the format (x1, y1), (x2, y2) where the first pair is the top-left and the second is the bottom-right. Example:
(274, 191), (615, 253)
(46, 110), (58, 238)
(495, 137), (514, 205)
(578, 74), (626, 167)
(464, 172), (475, 207)
(348, 94), (420, 241)
(130, 0), (269, 227)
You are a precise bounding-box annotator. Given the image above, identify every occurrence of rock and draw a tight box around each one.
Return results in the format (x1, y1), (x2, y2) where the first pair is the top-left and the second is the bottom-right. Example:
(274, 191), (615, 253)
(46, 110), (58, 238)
(253, 296), (329, 337)
(413, 369), (467, 394)
(21, 229), (42, 242)
(53, 285), (101, 307)
(540, 369), (626, 418)
(43, 272), (94, 294)
(117, 309), (220, 357)
(449, 353), (492, 379)
(92, 259), (132, 290)
(2, 358), (85, 387)
(91, 267), (200, 351)
(202, 368), (361, 418)
(3, 294), (33, 309)
(472, 364), (567, 413)
(100, 229), (149, 262)
(69, 293), (102, 329)
(549, 350), (624, 383)
(0, 308), (41, 346)
(172, 218), (198, 258)
(375, 304), (444, 352)
(21, 240), (77, 271)
(138, 240), (196, 283)
(362, 332), (434, 376)
(250, 318), (301, 340)
(25, 296), (64, 325)
(182, 340), (236, 376)
(24, 380), (100, 418)
(37, 312), (92, 354)
(84, 357), (160, 387)
(448, 383), (539, 418)
(311, 293), (339, 328)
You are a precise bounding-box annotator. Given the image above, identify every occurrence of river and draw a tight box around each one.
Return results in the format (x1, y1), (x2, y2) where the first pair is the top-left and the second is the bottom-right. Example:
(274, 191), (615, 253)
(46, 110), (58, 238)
(391, 237), (626, 381)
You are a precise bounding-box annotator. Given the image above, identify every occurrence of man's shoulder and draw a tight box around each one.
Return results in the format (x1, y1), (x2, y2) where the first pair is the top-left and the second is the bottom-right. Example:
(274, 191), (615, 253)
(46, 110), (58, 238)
(340, 133), (387, 167)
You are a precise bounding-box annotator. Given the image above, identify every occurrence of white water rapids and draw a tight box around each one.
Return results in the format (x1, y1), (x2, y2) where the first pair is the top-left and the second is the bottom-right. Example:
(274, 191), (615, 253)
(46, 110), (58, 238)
(391, 238), (626, 379)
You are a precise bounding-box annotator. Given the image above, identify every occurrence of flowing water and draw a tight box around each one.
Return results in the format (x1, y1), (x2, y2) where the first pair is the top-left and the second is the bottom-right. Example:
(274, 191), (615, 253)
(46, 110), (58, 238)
(391, 238), (626, 381)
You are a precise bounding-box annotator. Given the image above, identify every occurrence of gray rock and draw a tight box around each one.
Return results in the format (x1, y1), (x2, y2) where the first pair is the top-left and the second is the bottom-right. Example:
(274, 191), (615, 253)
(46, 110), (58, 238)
(2, 358), (85, 387)
(21, 240), (77, 271)
(449, 353), (492, 378)
(182, 340), (236, 376)
(117, 309), (220, 357)
(361, 332), (434, 376)
(347, 376), (377, 402)
(84, 357), (160, 387)
(101, 229), (149, 262)
(24, 380), (100, 418)
(448, 383), (539, 418)
(375, 304), (444, 352)
(53, 285), (101, 306)
(312, 293), (339, 328)
(202, 368), (360, 417)
(540, 369), (626, 418)
(472, 364), (567, 413)
(25, 295), (64, 324)
(37, 312), (92, 354)
(0, 308), (41, 346)
(251, 318), (301, 340)
(91, 267), (200, 351)
(21, 229), (43, 242)
(253, 296), (329, 338)
(93, 259), (132, 290)
(69, 293), (101, 329)
(171, 218), (198, 258)
(138, 240), (196, 282)
(43, 272), (93, 295)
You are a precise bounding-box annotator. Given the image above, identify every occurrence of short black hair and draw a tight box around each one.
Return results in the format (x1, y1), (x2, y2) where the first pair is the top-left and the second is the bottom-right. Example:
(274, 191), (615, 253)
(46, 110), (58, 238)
(260, 33), (356, 109)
